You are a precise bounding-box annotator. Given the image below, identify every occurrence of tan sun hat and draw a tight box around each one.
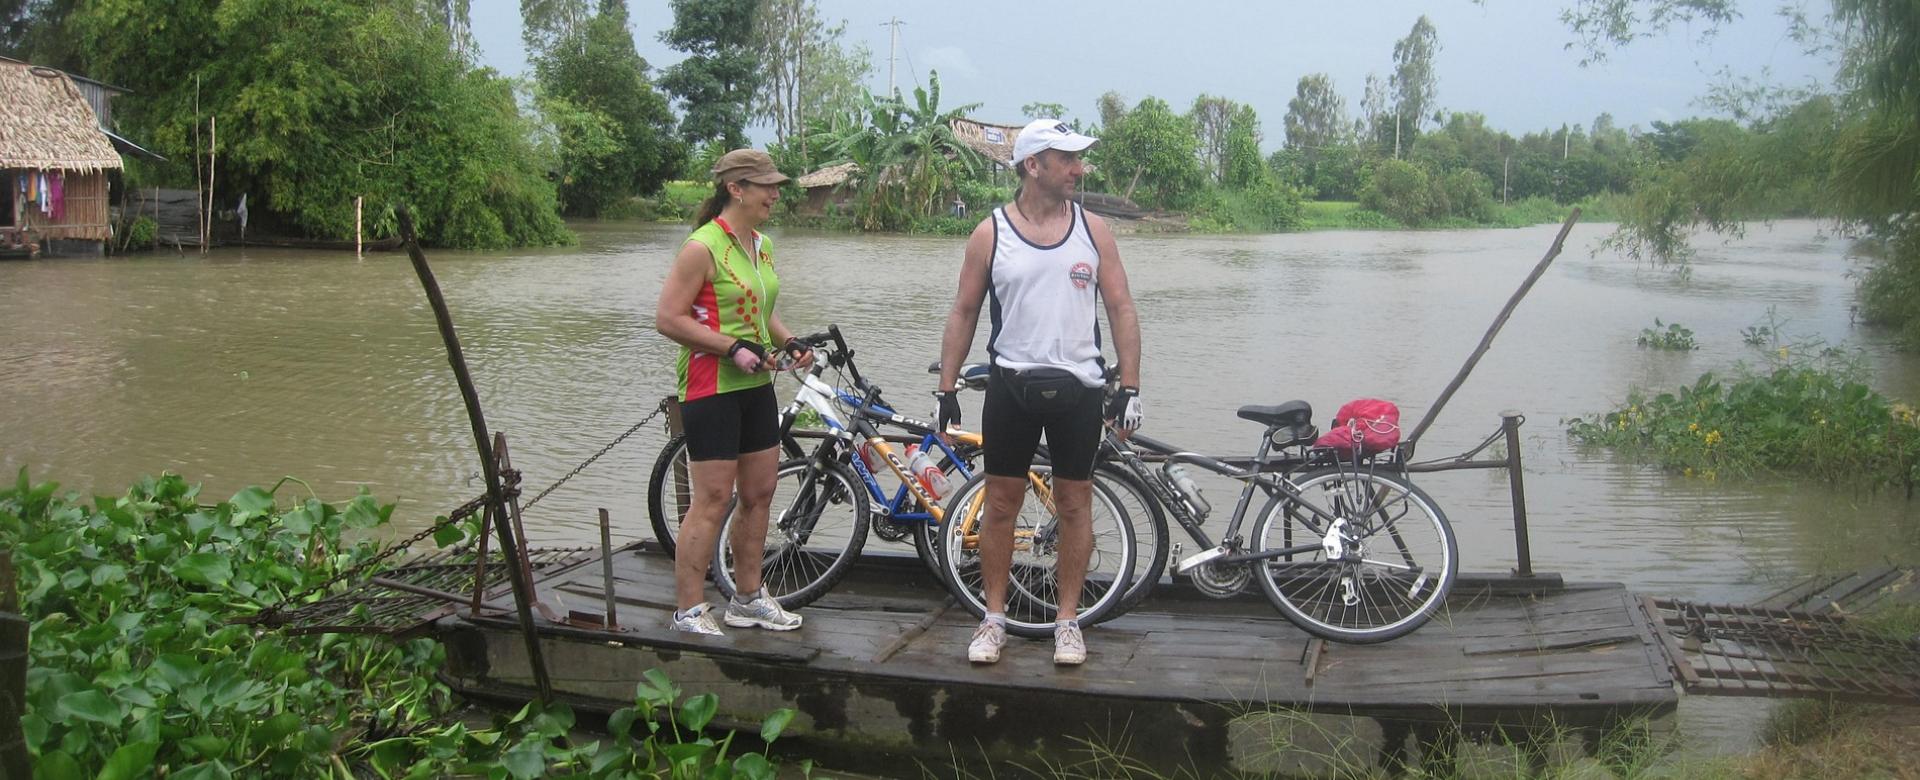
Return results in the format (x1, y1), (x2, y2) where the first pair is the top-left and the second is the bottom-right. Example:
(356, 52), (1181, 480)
(711, 149), (791, 185)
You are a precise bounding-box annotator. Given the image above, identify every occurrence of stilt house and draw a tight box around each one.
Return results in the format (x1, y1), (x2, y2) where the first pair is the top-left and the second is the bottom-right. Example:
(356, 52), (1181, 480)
(0, 60), (123, 257)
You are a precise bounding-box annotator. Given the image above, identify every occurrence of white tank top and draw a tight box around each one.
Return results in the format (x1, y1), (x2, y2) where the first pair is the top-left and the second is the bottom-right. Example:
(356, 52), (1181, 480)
(987, 202), (1106, 387)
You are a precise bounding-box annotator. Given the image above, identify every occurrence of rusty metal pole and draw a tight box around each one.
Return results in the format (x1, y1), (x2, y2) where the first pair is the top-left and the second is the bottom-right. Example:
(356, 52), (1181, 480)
(1, 551), (30, 780)
(599, 508), (619, 629)
(1502, 411), (1534, 577)
(397, 208), (552, 704)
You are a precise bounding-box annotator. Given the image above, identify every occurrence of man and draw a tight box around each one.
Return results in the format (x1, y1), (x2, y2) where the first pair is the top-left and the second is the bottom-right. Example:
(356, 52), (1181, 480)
(934, 119), (1144, 666)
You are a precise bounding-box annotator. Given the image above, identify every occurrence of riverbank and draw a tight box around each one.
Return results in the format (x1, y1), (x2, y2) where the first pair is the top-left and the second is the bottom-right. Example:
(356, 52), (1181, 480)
(623, 180), (1628, 236)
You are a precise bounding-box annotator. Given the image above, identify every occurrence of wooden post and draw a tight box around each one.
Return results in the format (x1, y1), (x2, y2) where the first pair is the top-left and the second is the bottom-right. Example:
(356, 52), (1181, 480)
(397, 208), (553, 704)
(599, 508), (618, 629)
(206, 115), (215, 254)
(1, 550), (30, 780)
(1405, 209), (1580, 448)
(355, 197), (363, 260)
(1502, 412), (1534, 577)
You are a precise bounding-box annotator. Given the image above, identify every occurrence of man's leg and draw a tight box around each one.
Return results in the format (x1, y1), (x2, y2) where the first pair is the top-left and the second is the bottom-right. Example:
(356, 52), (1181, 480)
(1047, 477), (1093, 621)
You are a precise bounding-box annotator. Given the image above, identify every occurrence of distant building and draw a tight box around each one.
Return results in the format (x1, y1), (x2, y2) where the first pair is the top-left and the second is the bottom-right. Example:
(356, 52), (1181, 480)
(0, 58), (158, 258)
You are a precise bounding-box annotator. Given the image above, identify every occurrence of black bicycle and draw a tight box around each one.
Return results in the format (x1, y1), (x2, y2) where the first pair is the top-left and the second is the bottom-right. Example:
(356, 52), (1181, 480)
(1089, 401), (1458, 643)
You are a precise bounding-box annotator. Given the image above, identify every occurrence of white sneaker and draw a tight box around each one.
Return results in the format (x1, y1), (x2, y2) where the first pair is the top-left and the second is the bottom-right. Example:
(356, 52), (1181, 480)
(1053, 621), (1086, 666)
(724, 593), (803, 630)
(968, 619), (1006, 664)
(671, 603), (724, 636)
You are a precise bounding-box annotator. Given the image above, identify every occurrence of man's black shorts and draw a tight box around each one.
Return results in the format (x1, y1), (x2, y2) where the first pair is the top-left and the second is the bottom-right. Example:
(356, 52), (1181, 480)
(680, 383), (780, 461)
(982, 367), (1103, 480)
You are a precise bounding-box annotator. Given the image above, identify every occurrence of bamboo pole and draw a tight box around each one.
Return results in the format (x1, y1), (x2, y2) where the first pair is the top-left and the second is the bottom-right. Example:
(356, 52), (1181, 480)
(1405, 209), (1580, 448)
(356, 197), (363, 260)
(396, 207), (552, 703)
(206, 116), (216, 255)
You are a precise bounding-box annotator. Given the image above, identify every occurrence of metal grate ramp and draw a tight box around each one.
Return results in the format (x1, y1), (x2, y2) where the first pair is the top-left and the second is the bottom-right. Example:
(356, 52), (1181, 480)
(1642, 597), (1920, 706)
(265, 546), (594, 638)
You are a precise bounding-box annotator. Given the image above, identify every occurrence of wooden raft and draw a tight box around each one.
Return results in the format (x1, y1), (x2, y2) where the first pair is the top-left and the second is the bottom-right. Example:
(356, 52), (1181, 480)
(433, 545), (1675, 775)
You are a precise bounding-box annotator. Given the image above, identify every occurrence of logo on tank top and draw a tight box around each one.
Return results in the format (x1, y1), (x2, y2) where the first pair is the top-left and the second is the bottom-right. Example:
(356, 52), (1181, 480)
(1068, 262), (1094, 289)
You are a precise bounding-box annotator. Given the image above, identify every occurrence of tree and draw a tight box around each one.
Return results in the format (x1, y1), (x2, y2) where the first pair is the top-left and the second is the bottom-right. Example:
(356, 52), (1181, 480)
(1221, 104), (1266, 190)
(521, 0), (590, 58)
(1189, 94), (1235, 184)
(1390, 15), (1440, 152)
(1284, 73), (1347, 152)
(1095, 91), (1129, 131)
(659, 0), (759, 148)
(1022, 101), (1069, 121)
(1, 0), (83, 69)
(1094, 96), (1204, 209)
(534, 0), (684, 216)
(69, 0), (571, 248)
(811, 71), (985, 230)
(752, 0), (870, 165)
(1560, 0), (1738, 65)
(1360, 72), (1393, 153)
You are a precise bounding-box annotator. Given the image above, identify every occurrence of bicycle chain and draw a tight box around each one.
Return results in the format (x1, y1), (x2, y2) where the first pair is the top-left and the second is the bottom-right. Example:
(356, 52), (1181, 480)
(251, 401), (668, 622)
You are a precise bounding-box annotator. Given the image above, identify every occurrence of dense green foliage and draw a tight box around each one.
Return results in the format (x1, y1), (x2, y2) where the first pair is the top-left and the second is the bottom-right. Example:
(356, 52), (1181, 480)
(47, 0), (571, 249)
(1091, 96), (1206, 210)
(532, 0), (685, 217)
(808, 72), (985, 231)
(1567, 351), (1920, 490)
(0, 471), (801, 777)
(659, 0), (760, 149)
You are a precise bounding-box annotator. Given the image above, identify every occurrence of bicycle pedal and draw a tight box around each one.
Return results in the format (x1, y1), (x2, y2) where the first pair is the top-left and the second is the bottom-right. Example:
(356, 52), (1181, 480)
(1175, 545), (1229, 574)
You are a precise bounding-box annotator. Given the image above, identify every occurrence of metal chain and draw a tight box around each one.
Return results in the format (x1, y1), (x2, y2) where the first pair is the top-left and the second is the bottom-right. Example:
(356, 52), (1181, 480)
(250, 483), (500, 622)
(520, 401), (666, 513)
(249, 402), (668, 623)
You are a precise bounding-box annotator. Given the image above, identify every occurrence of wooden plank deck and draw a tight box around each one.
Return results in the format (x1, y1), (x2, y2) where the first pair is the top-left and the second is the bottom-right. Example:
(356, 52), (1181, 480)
(434, 545), (1676, 776)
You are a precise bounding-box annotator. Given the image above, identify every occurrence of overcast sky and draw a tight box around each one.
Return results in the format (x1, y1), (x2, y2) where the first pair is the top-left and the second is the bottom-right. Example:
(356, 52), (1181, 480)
(468, 0), (1835, 149)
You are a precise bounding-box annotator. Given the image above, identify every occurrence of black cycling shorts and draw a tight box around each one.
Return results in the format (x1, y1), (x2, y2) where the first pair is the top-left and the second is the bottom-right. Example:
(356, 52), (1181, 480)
(680, 383), (780, 461)
(982, 367), (1103, 480)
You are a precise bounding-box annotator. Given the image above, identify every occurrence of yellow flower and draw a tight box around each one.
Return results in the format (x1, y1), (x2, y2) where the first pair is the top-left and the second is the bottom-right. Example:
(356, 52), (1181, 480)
(1688, 422), (1700, 433)
(1704, 430), (1723, 447)
(1683, 467), (1695, 478)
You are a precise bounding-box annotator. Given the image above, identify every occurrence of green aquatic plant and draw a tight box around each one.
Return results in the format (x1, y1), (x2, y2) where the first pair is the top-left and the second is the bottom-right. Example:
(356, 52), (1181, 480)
(1637, 318), (1701, 351)
(0, 470), (798, 778)
(1566, 347), (1920, 490)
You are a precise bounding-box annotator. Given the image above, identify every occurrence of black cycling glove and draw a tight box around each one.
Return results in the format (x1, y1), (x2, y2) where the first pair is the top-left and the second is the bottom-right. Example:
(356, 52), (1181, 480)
(934, 390), (962, 432)
(1107, 387), (1143, 431)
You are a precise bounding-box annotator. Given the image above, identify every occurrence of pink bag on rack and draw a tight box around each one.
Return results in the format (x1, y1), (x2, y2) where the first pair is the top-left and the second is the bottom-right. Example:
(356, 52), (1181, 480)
(1313, 398), (1402, 456)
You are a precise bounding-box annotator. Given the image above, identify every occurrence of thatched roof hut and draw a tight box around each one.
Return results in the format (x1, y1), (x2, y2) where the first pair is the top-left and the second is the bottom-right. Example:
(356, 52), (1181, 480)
(796, 162), (860, 190)
(0, 62), (122, 173)
(950, 117), (1023, 168)
(2, 60), (123, 254)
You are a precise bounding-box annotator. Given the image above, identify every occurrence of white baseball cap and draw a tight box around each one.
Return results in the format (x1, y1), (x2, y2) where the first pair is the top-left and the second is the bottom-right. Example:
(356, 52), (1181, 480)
(1011, 119), (1098, 166)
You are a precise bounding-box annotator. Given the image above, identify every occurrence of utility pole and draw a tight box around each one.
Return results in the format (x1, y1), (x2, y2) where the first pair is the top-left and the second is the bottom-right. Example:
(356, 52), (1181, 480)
(882, 16), (905, 96)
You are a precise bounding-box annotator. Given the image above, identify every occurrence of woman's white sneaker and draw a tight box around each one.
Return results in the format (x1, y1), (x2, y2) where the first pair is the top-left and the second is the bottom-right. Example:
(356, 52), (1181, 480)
(724, 593), (803, 630)
(671, 603), (725, 636)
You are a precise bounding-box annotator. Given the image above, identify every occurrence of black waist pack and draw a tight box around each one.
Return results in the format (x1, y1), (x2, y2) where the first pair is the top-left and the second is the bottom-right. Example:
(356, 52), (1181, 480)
(997, 366), (1087, 414)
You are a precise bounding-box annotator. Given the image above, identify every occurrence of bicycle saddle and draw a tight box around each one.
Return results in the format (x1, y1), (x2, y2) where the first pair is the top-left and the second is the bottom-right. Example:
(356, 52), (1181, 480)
(925, 361), (992, 390)
(1237, 400), (1311, 426)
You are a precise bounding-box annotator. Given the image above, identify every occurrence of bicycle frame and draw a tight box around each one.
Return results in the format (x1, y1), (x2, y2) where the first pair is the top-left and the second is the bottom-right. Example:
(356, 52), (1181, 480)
(1104, 429), (1354, 568)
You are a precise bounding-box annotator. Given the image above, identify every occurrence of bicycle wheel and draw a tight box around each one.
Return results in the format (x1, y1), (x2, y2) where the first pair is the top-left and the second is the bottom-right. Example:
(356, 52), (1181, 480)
(1250, 468), (1456, 643)
(934, 465), (1135, 638)
(1091, 462), (1168, 621)
(714, 458), (870, 610)
(645, 434), (693, 557)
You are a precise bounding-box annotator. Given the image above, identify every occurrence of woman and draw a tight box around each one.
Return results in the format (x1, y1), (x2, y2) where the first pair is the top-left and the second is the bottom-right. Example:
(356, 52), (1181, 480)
(654, 148), (812, 635)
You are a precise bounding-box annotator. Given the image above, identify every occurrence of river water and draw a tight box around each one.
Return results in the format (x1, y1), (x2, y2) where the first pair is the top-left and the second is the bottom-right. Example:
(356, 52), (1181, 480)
(3, 218), (1915, 752)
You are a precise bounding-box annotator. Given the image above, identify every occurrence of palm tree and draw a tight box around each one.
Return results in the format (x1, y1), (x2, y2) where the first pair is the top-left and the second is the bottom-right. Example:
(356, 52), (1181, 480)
(809, 71), (986, 230)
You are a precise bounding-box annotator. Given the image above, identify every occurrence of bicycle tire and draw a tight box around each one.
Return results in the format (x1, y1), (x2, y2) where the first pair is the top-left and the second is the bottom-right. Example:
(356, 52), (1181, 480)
(934, 465), (1135, 638)
(713, 457), (871, 610)
(645, 434), (694, 558)
(1088, 461), (1168, 622)
(1250, 468), (1456, 643)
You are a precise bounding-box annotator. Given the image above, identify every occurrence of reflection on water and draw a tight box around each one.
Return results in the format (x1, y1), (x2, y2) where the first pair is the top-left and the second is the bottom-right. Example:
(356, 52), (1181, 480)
(3, 219), (1916, 745)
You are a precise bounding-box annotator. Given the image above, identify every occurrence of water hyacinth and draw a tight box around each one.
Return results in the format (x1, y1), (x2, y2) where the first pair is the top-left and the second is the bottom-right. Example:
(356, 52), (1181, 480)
(0, 471), (798, 779)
